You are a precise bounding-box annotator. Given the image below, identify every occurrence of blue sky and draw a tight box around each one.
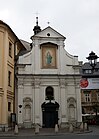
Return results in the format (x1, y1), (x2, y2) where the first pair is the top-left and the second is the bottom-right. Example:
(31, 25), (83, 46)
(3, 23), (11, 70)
(0, 0), (99, 62)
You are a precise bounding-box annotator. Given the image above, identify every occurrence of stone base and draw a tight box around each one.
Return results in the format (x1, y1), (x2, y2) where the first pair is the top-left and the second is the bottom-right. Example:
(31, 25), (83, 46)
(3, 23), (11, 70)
(18, 122), (34, 129)
(0, 124), (8, 132)
(24, 122), (32, 128)
(60, 121), (83, 132)
(60, 122), (69, 128)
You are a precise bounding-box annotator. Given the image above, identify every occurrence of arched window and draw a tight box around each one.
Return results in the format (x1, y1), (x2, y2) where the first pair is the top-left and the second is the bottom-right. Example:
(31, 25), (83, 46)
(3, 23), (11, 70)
(45, 86), (54, 100)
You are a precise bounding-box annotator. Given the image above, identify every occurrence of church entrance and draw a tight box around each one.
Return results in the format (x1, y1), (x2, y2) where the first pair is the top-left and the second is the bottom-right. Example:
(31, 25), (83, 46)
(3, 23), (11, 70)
(41, 102), (59, 128)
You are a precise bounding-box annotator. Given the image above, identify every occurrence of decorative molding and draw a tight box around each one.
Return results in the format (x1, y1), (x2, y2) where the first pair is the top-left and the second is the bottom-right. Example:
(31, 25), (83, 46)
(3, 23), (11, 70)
(67, 97), (76, 107)
(23, 97), (32, 102)
(60, 79), (66, 88)
(75, 83), (80, 89)
(62, 115), (66, 118)
(0, 88), (3, 95)
(34, 80), (41, 88)
(18, 83), (24, 89)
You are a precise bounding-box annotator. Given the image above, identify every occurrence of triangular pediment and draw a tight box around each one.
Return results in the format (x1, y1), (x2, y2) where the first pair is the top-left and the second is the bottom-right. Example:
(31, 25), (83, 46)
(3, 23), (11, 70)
(33, 26), (66, 39)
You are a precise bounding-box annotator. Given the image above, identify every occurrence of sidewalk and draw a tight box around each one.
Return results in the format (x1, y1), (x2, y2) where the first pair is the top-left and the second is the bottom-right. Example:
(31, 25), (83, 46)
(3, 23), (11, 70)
(0, 128), (92, 137)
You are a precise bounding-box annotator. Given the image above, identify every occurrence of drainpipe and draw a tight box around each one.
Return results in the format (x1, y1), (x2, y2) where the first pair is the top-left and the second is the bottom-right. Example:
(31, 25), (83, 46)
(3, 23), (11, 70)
(13, 41), (18, 119)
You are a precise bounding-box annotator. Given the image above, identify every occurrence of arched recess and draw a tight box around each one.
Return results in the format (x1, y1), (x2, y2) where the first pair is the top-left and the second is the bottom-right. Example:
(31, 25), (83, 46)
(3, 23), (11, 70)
(40, 42), (58, 69)
(23, 97), (32, 122)
(67, 97), (76, 121)
(24, 104), (31, 121)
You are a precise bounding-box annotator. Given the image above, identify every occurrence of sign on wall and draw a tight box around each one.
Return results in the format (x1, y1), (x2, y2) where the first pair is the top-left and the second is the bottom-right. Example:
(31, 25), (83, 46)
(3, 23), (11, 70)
(80, 78), (99, 89)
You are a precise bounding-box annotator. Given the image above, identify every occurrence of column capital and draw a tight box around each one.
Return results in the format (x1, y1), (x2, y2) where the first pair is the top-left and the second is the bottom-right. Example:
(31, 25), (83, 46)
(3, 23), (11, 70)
(60, 79), (66, 88)
(35, 81), (41, 88)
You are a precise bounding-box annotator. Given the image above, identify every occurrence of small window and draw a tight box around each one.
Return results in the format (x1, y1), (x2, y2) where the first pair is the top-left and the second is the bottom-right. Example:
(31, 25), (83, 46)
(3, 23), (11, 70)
(45, 86), (54, 100)
(84, 69), (92, 74)
(8, 71), (11, 86)
(9, 42), (12, 57)
(85, 93), (91, 102)
(8, 102), (11, 111)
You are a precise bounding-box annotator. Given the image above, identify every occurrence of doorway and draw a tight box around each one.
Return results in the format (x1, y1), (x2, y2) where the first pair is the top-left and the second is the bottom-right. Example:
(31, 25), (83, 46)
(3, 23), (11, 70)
(42, 102), (59, 128)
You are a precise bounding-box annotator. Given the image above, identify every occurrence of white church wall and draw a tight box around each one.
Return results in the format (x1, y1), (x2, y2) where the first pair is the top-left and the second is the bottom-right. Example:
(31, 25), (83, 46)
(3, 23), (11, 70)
(23, 84), (32, 95)
(17, 26), (82, 128)
(17, 75), (81, 127)
(19, 52), (32, 64)
(18, 65), (32, 74)
(18, 42), (79, 76)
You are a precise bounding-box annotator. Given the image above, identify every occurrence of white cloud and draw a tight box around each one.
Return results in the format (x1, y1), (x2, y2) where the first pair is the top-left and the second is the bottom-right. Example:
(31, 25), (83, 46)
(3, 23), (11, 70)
(0, 0), (99, 62)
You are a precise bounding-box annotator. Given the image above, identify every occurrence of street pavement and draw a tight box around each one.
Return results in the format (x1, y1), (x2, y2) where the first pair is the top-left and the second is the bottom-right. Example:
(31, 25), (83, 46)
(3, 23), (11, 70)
(0, 125), (99, 139)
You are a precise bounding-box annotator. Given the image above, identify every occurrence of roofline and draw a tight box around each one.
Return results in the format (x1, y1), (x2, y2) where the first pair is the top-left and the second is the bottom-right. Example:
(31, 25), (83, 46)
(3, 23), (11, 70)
(31, 26), (66, 40)
(0, 20), (26, 50)
(20, 39), (30, 44)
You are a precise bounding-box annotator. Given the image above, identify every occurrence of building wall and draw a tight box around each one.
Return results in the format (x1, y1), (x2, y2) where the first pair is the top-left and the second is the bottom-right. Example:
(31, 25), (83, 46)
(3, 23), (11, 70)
(0, 30), (4, 125)
(17, 26), (82, 128)
(0, 21), (25, 131)
(0, 30), (4, 88)
(17, 75), (82, 128)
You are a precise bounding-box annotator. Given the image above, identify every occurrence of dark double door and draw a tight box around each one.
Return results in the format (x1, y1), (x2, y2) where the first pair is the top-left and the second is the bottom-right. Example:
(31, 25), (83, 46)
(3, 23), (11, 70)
(42, 102), (59, 128)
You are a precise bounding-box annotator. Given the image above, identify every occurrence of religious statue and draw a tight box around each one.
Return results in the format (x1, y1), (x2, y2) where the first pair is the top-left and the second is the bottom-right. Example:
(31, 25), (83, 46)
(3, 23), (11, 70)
(46, 51), (52, 64)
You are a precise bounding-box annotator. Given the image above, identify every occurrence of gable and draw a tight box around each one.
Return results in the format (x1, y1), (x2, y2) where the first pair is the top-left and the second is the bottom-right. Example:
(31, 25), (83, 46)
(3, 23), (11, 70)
(34, 26), (66, 39)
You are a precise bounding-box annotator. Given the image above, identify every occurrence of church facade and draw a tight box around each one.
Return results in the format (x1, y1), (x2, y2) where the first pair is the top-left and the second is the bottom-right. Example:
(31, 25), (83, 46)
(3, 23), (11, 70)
(16, 21), (82, 128)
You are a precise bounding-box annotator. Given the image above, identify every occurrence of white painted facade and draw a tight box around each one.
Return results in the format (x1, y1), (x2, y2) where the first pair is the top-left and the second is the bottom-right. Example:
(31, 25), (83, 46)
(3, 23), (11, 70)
(17, 26), (82, 128)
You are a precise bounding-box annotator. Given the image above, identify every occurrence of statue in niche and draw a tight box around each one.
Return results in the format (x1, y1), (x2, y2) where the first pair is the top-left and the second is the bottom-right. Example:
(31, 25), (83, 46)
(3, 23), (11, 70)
(46, 51), (52, 64)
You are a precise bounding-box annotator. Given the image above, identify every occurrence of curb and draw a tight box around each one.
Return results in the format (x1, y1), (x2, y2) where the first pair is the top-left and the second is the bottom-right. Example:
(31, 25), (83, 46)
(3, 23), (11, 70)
(0, 130), (93, 137)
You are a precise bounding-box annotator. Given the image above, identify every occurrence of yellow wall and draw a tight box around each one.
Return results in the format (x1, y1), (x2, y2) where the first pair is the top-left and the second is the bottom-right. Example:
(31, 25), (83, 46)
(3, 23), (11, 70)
(0, 22), (25, 127)
(0, 30), (4, 125)
(7, 37), (14, 93)
(0, 31), (4, 88)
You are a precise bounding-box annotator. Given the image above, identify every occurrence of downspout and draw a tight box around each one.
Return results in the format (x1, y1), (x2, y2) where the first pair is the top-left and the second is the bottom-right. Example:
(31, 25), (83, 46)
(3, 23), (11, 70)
(14, 41), (18, 115)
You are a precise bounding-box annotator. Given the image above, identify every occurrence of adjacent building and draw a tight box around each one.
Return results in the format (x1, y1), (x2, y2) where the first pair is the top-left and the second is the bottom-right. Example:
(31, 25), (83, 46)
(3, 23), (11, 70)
(80, 62), (99, 124)
(0, 20), (26, 131)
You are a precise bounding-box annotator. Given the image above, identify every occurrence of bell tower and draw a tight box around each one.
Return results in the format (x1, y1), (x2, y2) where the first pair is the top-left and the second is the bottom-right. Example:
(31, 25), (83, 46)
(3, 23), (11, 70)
(33, 16), (41, 35)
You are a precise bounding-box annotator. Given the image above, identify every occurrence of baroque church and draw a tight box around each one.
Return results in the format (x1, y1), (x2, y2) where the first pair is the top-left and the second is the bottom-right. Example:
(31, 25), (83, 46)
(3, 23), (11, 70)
(16, 17), (82, 128)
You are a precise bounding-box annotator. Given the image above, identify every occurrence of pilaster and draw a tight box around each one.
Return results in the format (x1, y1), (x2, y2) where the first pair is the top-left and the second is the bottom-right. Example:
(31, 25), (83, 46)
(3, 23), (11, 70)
(60, 79), (66, 124)
(17, 81), (24, 124)
(34, 79), (40, 124)
(2, 31), (8, 125)
(75, 81), (82, 122)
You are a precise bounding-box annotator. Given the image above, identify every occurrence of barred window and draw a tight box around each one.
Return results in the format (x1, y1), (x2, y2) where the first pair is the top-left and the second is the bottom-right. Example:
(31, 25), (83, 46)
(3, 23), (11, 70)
(8, 71), (11, 86)
(8, 102), (11, 111)
(9, 42), (12, 57)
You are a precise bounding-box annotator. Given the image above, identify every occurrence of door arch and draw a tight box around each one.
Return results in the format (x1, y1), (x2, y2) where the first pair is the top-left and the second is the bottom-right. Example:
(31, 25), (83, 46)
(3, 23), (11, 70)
(41, 102), (59, 128)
